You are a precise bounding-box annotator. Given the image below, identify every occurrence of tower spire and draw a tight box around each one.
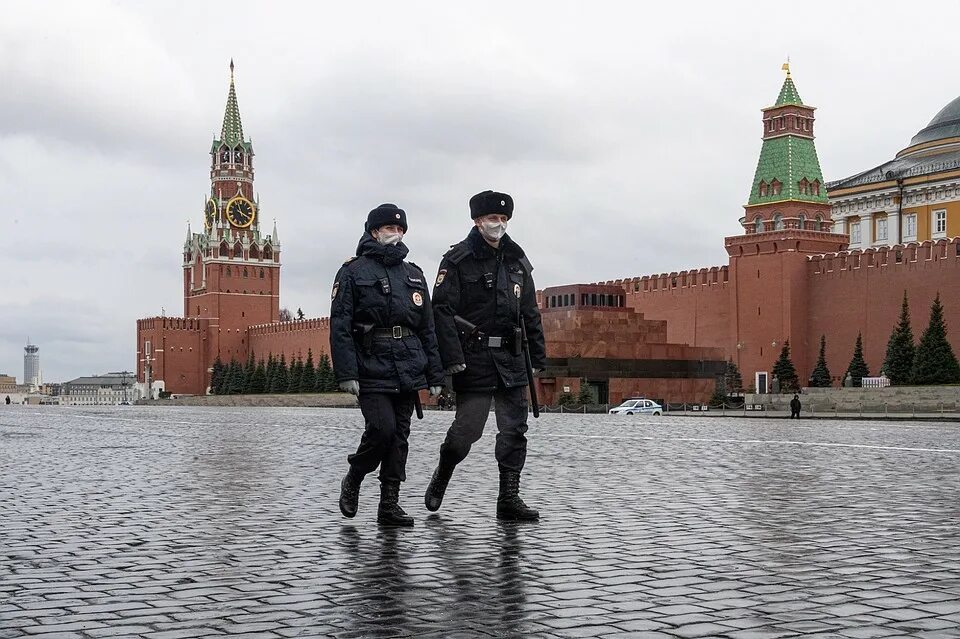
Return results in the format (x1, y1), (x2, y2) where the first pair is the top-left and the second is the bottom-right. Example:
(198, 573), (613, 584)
(221, 60), (244, 147)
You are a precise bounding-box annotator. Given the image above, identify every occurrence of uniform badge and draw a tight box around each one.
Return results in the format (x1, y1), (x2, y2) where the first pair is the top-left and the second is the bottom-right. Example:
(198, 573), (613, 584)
(412, 291), (424, 307)
(514, 283), (521, 298)
(435, 269), (447, 287)
(331, 282), (339, 300)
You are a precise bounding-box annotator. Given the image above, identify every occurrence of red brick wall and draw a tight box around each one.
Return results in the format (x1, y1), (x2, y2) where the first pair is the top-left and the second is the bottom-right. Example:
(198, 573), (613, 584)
(136, 317), (207, 395)
(248, 319), (332, 364)
(805, 239), (960, 384)
(537, 376), (716, 405)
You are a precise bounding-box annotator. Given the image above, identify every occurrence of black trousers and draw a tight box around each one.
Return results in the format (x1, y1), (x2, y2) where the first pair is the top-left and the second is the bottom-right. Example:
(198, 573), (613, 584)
(439, 385), (529, 472)
(349, 392), (415, 483)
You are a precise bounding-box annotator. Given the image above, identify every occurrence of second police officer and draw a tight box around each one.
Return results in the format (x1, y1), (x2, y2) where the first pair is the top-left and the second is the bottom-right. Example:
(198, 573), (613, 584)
(425, 190), (546, 520)
(331, 203), (444, 527)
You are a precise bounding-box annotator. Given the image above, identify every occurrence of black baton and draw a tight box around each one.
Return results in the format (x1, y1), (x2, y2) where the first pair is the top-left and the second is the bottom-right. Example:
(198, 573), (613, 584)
(414, 391), (424, 420)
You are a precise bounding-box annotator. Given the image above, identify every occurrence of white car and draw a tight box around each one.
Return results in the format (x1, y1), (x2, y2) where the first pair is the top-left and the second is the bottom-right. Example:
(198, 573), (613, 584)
(609, 398), (662, 416)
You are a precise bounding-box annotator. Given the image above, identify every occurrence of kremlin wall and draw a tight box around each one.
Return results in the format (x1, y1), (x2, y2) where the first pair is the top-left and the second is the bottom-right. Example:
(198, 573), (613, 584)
(137, 65), (960, 404)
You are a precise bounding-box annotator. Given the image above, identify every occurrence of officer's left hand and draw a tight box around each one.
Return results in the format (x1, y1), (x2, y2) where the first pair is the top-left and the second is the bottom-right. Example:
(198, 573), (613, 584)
(429, 386), (443, 397)
(531, 368), (541, 374)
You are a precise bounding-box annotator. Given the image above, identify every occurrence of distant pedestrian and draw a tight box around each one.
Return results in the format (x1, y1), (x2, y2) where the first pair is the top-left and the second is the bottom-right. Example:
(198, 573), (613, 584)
(790, 394), (801, 419)
(330, 203), (445, 527)
(4, 395), (9, 405)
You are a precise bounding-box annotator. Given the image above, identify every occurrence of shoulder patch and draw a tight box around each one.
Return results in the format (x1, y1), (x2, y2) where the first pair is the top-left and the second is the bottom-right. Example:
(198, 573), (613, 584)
(444, 242), (472, 265)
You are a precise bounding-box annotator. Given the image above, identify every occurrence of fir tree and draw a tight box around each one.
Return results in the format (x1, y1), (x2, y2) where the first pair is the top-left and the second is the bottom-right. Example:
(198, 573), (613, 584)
(210, 356), (226, 394)
(723, 359), (743, 394)
(287, 354), (303, 393)
(242, 352), (256, 394)
(271, 354), (289, 393)
(300, 349), (317, 392)
(883, 292), (916, 385)
(911, 293), (960, 384)
(220, 359), (234, 395)
(265, 354), (276, 393)
(576, 379), (594, 404)
(771, 340), (799, 392)
(317, 353), (334, 392)
(228, 359), (246, 394)
(845, 332), (870, 388)
(810, 335), (832, 387)
(249, 358), (267, 394)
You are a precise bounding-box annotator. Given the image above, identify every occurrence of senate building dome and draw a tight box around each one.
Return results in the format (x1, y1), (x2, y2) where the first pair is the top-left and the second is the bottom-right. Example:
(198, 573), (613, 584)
(905, 95), (960, 150)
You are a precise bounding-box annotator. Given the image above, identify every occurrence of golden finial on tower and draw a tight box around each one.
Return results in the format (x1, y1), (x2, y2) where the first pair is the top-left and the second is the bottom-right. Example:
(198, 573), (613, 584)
(781, 57), (791, 77)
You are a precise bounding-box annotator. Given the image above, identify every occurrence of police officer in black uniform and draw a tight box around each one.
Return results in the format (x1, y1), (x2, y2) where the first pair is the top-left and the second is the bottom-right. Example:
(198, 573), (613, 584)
(425, 190), (546, 520)
(331, 203), (445, 527)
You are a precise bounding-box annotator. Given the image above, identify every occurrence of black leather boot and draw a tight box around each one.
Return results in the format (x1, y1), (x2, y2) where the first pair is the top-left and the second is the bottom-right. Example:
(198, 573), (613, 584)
(496, 469), (539, 521)
(424, 463), (455, 512)
(338, 468), (362, 518)
(378, 480), (414, 527)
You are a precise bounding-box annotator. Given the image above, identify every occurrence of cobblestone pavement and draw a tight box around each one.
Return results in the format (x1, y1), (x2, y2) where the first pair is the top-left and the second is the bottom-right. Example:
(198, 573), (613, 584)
(2, 407), (960, 638)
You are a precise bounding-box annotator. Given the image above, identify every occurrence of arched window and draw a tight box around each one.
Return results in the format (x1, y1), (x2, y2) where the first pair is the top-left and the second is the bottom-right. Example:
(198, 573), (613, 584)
(815, 214), (823, 230)
(771, 179), (782, 196)
(226, 266), (231, 277)
(220, 241), (229, 257)
(249, 245), (260, 260)
(798, 213), (807, 229)
(811, 180), (821, 196)
(259, 269), (265, 279)
(264, 245), (273, 260)
(755, 217), (764, 233)
(243, 267), (248, 278)
(233, 242), (243, 259)
(773, 214), (784, 230)
(759, 181), (768, 197)
(799, 179), (808, 195)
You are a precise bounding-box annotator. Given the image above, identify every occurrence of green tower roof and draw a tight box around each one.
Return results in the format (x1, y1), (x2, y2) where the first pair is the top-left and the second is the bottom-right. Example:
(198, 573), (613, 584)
(220, 60), (244, 147)
(775, 74), (803, 107)
(747, 69), (827, 207)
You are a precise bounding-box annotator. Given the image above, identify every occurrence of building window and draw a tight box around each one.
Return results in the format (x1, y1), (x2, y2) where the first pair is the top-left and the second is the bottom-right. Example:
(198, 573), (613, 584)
(773, 214), (784, 230)
(798, 214), (807, 229)
(876, 217), (888, 241)
(933, 209), (947, 237)
(850, 221), (861, 244)
(905, 213), (917, 240)
(771, 179), (782, 196)
(759, 181), (768, 197)
(755, 217), (763, 233)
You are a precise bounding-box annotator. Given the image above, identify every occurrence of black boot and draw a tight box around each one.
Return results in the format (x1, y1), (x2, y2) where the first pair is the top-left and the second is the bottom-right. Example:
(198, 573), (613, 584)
(497, 469), (539, 521)
(339, 468), (362, 518)
(424, 463), (455, 512)
(378, 480), (414, 527)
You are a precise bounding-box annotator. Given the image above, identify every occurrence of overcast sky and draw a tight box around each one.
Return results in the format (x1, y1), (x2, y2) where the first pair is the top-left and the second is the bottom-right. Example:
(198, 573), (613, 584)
(4, 0), (960, 382)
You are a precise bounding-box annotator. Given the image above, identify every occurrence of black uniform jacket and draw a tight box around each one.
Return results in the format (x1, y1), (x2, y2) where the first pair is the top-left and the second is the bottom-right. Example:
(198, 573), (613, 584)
(330, 234), (445, 394)
(432, 227), (546, 393)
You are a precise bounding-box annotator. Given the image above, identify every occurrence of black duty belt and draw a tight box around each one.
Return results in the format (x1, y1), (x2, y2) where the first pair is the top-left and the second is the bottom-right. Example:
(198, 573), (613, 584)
(471, 333), (512, 349)
(371, 326), (416, 339)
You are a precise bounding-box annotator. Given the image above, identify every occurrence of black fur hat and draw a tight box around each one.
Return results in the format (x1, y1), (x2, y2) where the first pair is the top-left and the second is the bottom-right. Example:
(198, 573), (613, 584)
(469, 190), (513, 220)
(365, 203), (408, 233)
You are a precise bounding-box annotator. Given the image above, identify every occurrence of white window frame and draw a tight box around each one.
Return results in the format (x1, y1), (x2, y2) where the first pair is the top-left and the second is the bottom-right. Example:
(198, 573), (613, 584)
(850, 221), (862, 245)
(876, 217), (888, 242)
(933, 209), (947, 238)
(905, 213), (917, 241)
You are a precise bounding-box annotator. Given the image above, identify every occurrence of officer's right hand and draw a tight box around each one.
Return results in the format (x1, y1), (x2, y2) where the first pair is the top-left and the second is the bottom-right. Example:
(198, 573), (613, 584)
(445, 363), (466, 375)
(339, 380), (360, 396)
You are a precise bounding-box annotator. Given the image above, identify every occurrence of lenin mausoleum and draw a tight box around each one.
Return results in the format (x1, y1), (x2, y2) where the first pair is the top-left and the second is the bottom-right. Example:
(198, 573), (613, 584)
(136, 65), (960, 405)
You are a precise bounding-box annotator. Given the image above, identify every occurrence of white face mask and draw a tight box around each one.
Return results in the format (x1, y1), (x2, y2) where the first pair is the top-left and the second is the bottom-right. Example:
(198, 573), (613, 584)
(480, 220), (508, 241)
(375, 230), (403, 246)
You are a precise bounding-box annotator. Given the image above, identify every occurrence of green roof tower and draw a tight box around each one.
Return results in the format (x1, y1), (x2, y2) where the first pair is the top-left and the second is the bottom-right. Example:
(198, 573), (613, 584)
(740, 63), (832, 235)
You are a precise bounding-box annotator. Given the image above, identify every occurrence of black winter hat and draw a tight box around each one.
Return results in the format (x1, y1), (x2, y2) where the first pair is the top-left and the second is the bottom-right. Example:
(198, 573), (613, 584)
(469, 190), (513, 220)
(365, 203), (408, 233)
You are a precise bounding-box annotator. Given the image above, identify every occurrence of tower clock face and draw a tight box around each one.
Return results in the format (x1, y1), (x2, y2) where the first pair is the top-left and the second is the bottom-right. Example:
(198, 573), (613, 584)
(204, 199), (217, 231)
(225, 196), (255, 228)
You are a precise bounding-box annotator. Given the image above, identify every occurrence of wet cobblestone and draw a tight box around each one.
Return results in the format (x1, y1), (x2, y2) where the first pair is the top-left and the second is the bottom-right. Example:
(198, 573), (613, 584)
(2, 406), (959, 638)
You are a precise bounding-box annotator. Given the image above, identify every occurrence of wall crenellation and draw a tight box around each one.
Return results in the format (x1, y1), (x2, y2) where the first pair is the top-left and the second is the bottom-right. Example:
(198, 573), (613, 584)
(807, 237), (960, 276)
(597, 265), (730, 294)
(248, 318), (331, 335)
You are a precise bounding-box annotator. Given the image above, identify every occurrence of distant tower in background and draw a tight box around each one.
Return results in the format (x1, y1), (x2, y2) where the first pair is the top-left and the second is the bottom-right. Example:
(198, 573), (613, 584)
(24, 341), (40, 388)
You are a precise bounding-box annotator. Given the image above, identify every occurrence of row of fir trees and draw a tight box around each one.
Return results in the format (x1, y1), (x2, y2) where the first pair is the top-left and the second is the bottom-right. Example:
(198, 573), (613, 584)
(209, 350), (341, 395)
(772, 292), (960, 390)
